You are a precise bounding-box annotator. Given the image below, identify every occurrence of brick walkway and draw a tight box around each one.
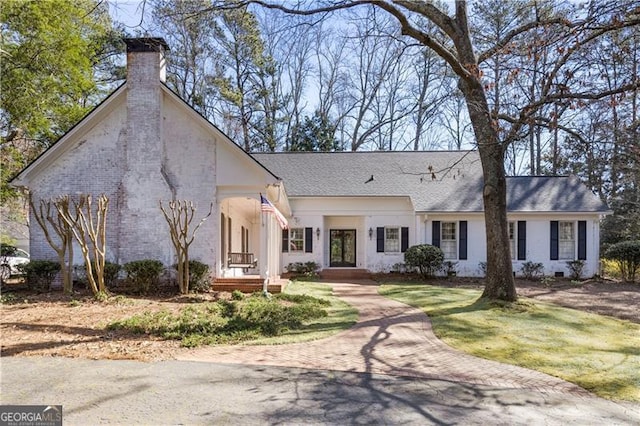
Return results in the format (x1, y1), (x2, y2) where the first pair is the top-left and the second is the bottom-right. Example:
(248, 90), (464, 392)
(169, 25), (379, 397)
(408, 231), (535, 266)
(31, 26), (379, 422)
(179, 280), (589, 395)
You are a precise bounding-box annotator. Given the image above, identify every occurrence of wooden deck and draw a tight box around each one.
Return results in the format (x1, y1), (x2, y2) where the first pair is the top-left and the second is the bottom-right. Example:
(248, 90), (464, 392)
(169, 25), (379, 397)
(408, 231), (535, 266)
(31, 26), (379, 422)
(212, 276), (288, 293)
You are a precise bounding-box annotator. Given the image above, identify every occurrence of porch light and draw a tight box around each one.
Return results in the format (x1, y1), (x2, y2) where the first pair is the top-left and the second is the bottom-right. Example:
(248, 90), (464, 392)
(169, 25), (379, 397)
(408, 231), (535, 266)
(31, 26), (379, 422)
(369, 227), (373, 240)
(316, 227), (321, 240)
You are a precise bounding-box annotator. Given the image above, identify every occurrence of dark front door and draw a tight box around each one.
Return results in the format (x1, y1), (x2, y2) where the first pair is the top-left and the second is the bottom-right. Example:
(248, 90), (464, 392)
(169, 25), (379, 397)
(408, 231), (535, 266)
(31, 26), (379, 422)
(330, 229), (356, 267)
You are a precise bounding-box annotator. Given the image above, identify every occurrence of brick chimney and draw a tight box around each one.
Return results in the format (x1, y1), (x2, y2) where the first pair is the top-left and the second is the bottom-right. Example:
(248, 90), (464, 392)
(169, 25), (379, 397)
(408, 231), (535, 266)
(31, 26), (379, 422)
(119, 37), (173, 263)
(124, 38), (168, 84)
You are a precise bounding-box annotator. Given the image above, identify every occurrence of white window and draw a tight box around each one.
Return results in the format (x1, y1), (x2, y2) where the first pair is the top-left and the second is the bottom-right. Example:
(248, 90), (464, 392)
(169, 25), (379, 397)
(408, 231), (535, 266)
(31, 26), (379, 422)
(559, 221), (575, 260)
(441, 222), (457, 259)
(385, 227), (400, 252)
(509, 221), (516, 260)
(288, 228), (304, 252)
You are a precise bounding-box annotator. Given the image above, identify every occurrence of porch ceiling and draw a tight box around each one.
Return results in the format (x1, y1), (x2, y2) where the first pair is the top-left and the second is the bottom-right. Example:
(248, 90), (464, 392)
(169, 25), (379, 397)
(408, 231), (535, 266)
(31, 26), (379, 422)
(223, 197), (261, 218)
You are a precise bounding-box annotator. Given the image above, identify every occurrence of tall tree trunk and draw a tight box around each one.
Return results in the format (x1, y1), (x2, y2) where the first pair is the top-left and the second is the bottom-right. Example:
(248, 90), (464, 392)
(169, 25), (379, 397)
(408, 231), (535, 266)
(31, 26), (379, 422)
(459, 77), (517, 301)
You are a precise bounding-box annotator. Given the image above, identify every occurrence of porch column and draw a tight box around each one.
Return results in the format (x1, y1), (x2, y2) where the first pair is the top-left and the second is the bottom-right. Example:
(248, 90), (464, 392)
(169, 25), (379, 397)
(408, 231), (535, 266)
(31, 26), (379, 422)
(260, 212), (269, 281)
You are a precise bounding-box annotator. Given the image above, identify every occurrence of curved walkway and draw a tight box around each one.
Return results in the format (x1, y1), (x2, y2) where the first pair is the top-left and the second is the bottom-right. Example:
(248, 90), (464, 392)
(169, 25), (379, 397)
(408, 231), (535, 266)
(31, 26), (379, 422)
(179, 280), (589, 396)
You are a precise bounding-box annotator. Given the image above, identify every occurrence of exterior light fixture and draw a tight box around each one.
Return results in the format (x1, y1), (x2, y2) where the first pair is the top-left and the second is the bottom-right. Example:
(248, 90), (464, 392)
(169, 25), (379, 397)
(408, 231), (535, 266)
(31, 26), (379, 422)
(369, 227), (373, 240)
(316, 227), (321, 240)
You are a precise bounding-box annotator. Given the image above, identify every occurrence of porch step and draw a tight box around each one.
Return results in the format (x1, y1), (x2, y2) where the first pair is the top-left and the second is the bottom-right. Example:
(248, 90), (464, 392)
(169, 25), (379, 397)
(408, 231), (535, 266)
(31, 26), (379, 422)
(212, 277), (287, 294)
(319, 269), (371, 280)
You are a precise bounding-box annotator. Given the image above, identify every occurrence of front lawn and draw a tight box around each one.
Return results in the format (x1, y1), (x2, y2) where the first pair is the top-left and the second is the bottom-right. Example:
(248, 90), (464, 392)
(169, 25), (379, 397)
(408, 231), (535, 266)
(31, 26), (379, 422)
(379, 283), (640, 402)
(108, 280), (357, 347)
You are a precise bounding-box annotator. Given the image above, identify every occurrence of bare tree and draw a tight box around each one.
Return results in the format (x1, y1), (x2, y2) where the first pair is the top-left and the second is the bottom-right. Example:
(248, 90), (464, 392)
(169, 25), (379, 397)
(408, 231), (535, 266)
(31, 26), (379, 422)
(29, 196), (74, 293)
(160, 200), (213, 294)
(57, 194), (109, 297)
(151, 0), (218, 119)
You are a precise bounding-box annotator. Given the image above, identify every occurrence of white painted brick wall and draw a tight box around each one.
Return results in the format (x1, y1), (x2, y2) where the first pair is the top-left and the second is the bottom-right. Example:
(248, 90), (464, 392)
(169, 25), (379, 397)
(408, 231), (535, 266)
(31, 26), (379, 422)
(30, 45), (219, 273)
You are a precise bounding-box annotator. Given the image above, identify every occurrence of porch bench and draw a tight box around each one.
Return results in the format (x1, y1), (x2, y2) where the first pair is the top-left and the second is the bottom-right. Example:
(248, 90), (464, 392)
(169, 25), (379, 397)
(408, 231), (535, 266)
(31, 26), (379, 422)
(227, 252), (258, 268)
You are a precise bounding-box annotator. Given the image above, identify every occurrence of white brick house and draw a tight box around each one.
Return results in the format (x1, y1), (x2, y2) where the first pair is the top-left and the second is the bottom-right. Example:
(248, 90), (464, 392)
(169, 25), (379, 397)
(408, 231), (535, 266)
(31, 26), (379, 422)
(12, 37), (610, 282)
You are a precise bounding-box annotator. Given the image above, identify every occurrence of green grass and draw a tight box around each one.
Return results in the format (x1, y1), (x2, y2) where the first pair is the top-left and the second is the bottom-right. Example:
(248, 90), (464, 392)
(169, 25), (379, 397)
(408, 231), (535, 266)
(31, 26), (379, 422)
(379, 283), (640, 402)
(107, 280), (357, 347)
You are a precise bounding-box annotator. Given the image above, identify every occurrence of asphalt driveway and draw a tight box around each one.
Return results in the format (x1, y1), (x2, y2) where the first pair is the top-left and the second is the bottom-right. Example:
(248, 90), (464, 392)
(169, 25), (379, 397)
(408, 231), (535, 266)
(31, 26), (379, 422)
(2, 357), (638, 425)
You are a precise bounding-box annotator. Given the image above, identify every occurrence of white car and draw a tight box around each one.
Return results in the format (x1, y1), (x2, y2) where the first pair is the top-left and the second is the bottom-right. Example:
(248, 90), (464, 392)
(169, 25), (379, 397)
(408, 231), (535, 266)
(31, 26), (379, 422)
(0, 245), (30, 282)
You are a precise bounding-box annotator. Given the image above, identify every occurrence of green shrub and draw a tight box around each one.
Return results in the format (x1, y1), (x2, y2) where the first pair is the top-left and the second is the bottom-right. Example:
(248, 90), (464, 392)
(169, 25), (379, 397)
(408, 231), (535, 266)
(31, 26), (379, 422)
(274, 293), (330, 307)
(286, 261), (319, 277)
(605, 240), (640, 282)
(566, 260), (585, 280)
(108, 292), (330, 345)
(404, 244), (444, 278)
(19, 260), (60, 291)
(123, 260), (164, 294)
(0, 293), (18, 304)
(442, 261), (458, 277)
(234, 294), (328, 335)
(173, 260), (210, 292)
(231, 289), (244, 300)
(104, 261), (121, 287)
(73, 262), (120, 290)
(520, 261), (544, 280)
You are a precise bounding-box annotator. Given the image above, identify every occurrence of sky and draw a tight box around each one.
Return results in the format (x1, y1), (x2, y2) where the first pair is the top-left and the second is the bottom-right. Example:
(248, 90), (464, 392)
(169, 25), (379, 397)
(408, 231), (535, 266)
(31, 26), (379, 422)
(108, 0), (150, 31)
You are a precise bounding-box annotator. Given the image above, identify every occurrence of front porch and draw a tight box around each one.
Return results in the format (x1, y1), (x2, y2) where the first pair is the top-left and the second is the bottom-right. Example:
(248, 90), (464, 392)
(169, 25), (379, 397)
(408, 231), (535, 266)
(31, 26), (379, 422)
(216, 191), (289, 291)
(212, 275), (289, 293)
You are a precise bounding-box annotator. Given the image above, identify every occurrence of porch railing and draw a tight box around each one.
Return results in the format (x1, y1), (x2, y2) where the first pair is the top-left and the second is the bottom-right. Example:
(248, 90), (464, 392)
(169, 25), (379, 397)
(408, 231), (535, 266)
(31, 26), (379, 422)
(228, 252), (258, 268)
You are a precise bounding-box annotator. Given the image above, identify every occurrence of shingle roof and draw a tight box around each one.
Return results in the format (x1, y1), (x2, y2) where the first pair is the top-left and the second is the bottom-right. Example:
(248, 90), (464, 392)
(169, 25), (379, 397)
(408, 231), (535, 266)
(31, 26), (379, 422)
(252, 151), (609, 213)
(505, 175), (609, 212)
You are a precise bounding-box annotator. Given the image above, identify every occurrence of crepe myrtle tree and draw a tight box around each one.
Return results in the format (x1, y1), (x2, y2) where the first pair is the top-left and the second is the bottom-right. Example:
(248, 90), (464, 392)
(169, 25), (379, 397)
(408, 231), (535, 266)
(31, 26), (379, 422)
(56, 194), (109, 297)
(160, 200), (213, 294)
(200, 0), (640, 302)
(29, 195), (75, 294)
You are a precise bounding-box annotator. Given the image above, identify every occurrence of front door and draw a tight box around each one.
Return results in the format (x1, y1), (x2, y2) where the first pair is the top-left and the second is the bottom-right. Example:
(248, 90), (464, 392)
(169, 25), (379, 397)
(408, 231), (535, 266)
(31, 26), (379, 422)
(330, 229), (356, 267)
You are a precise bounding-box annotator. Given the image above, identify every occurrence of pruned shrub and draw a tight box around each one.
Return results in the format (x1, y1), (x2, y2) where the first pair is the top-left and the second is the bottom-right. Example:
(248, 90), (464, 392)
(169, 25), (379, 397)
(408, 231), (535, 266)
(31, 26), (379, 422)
(174, 260), (210, 292)
(605, 240), (640, 283)
(104, 261), (121, 287)
(286, 261), (319, 278)
(123, 260), (164, 294)
(19, 260), (60, 292)
(75, 261), (121, 290)
(404, 244), (444, 278)
(520, 261), (544, 280)
(566, 260), (585, 280)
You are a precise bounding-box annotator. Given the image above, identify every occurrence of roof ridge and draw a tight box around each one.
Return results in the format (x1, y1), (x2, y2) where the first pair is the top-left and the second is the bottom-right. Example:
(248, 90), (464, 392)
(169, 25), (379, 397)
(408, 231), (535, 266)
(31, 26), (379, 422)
(252, 149), (477, 155)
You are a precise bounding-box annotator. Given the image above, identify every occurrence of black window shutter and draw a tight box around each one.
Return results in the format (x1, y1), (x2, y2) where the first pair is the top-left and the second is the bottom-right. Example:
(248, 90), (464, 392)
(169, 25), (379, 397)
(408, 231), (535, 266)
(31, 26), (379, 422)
(282, 229), (289, 253)
(376, 227), (385, 252)
(432, 221), (441, 247)
(305, 227), (313, 253)
(459, 221), (468, 260)
(550, 221), (559, 260)
(578, 221), (587, 260)
(401, 227), (409, 252)
(517, 221), (527, 260)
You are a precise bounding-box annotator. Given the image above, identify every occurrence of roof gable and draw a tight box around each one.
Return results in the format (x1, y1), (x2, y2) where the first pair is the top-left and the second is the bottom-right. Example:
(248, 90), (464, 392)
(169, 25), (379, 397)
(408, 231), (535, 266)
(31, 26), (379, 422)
(11, 84), (127, 187)
(12, 82), (282, 188)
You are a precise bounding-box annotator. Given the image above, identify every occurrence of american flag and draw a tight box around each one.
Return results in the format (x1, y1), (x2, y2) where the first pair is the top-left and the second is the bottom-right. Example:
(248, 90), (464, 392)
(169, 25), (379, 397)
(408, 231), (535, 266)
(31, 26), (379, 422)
(260, 194), (289, 230)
